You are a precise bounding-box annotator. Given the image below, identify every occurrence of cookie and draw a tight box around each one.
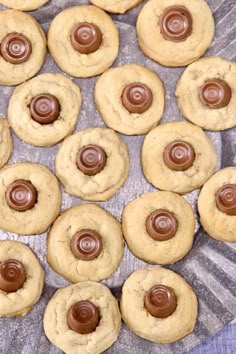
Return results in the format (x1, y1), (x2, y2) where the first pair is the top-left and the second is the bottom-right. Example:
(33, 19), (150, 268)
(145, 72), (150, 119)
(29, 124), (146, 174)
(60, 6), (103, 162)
(0, 0), (49, 11)
(0, 118), (13, 168)
(90, 0), (143, 14)
(0, 10), (46, 86)
(142, 121), (217, 194)
(48, 5), (119, 78)
(0, 240), (44, 317)
(0, 163), (61, 235)
(43, 282), (121, 354)
(55, 128), (130, 201)
(122, 191), (195, 264)
(8, 73), (82, 147)
(120, 268), (198, 344)
(176, 57), (236, 131)
(137, 0), (214, 67)
(95, 64), (165, 135)
(47, 204), (124, 282)
(198, 167), (236, 242)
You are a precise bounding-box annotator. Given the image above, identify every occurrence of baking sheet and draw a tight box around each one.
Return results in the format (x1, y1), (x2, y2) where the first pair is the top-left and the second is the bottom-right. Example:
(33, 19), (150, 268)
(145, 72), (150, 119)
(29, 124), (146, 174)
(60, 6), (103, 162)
(0, 0), (235, 353)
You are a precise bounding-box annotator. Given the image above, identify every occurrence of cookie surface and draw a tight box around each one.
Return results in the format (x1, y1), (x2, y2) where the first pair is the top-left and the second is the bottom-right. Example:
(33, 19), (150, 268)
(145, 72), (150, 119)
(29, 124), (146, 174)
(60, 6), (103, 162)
(142, 121), (217, 194)
(56, 128), (130, 201)
(176, 57), (236, 131)
(95, 64), (165, 135)
(48, 5), (119, 78)
(198, 167), (236, 242)
(122, 191), (195, 264)
(0, 118), (13, 168)
(90, 0), (142, 14)
(8, 73), (82, 147)
(43, 282), (121, 354)
(120, 268), (198, 344)
(0, 10), (46, 86)
(47, 204), (124, 282)
(137, 0), (214, 67)
(0, 163), (61, 235)
(0, 240), (44, 317)
(0, 0), (49, 11)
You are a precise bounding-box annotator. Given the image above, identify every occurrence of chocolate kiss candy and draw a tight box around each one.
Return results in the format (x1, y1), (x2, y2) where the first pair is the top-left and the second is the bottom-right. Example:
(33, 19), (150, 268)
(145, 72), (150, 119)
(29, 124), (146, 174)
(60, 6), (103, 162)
(0, 259), (26, 292)
(70, 229), (102, 261)
(144, 284), (177, 318)
(146, 209), (178, 241)
(122, 83), (153, 114)
(5, 180), (37, 212)
(163, 140), (195, 171)
(67, 300), (100, 334)
(0, 33), (32, 64)
(76, 145), (107, 176)
(215, 184), (236, 215)
(30, 94), (60, 124)
(71, 22), (102, 54)
(199, 79), (232, 109)
(159, 6), (192, 42)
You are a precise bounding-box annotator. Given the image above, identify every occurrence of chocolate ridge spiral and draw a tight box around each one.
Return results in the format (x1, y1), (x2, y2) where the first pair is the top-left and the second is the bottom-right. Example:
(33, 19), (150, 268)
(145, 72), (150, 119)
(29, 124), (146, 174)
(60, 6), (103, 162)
(5, 180), (38, 212)
(71, 22), (102, 54)
(30, 93), (60, 125)
(0, 259), (26, 292)
(215, 184), (236, 215)
(0, 33), (32, 64)
(76, 144), (107, 176)
(70, 229), (102, 261)
(146, 209), (178, 241)
(67, 300), (100, 334)
(163, 140), (195, 171)
(199, 79), (232, 109)
(144, 284), (177, 318)
(122, 82), (153, 114)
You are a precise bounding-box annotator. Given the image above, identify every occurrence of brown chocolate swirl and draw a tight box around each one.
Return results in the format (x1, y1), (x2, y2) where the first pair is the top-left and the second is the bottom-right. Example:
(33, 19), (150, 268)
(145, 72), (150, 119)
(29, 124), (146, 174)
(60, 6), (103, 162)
(146, 209), (178, 241)
(163, 140), (195, 171)
(30, 94), (60, 124)
(0, 259), (26, 292)
(199, 79), (232, 109)
(5, 180), (38, 212)
(71, 22), (102, 54)
(67, 300), (100, 334)
(76, 145), (107, 176)
(144, 285), (177, 318)
(215, 184), (236, 215)
(70, 229), (102, 261)
(0, 33), (32, 64)
(122, 83), (153, 114)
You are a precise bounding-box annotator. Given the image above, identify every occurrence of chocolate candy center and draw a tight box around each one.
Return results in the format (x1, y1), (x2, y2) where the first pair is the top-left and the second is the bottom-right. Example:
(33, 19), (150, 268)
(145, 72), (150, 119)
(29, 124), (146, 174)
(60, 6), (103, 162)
(67, 300), (100, 334)
(71, 22), (102, 54)
(199, 79), (232, 109)
(76, 145), (107, 176)
(159, 6), (192, 42)
(146, 209), (178, 241)
(163, 140), (195, 171)
(0, 259), (26, 292)
(122, 83), (153, 114)
(30, 94), (60, 125)
(215, 184), (236, 215)
(144, 285), (177, 318)
(0, 33), (32, 64)
(70, 229), (102, 261)
(5, 180), (38, 212)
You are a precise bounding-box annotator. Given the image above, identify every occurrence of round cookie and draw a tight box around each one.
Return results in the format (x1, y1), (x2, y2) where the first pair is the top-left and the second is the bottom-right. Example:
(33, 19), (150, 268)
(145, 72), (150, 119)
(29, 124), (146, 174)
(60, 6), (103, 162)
(122, 191), (195, 264)
(198, 167), (236, 242)
(137, 0), (214, 67)
(120, 268), (198, 344)
(0, 10), (46, 86)
(55, 128), (130, 201)
(0, 240), (44, 317)
(0, 0), (49, 11)
(47, 204), (124, 282)
(90, 0), (143, 14)
(0, 163), (61, 235)
(142, 121), (217, 194)
(95, 64), (165, 135)
(0, 118), (13, 168)
(176, 57), (236, 131)
(43, 282), (121, 354)
(8, 73), (82, 147)
(48, 5), (119, 78)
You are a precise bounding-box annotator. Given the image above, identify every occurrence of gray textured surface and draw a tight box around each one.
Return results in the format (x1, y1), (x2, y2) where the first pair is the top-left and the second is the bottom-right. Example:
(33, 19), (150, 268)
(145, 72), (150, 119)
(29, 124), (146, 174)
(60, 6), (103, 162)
(0, 0), (235, 353)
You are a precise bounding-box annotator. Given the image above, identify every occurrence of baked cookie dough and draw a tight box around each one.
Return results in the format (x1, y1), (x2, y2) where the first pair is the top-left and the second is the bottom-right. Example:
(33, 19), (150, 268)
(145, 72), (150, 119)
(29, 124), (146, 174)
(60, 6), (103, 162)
(142, 121), (217, 194)
(120, 268), (198, 344)
(176, 57), (236, 131)
(198, 167), (236, 242)
(95, 64), (165, 135)
(0, 10), (46, 86)
(44, 282), (121, 354)
(0, 163), (61, 235)
(90, 0), (142, 14)
(0, 0), (49, 11)
(0, 240), (44, 317)
(8, 73), (82, 147)
(55, 128), (130, 201)
(0, 118), (13, 168)
(47, 204), (124, 282)
(137, 0), (214, 67)
(122, 191), (195, 264)
(48, 5), (119, 78)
